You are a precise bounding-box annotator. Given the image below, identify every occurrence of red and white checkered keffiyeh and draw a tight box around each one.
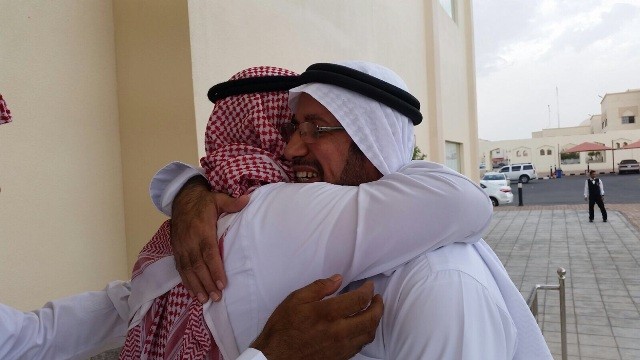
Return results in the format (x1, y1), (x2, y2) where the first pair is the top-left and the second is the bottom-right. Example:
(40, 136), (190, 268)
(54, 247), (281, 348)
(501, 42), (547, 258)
(120, 67), (296, 360)
(0, 94), (12, 125)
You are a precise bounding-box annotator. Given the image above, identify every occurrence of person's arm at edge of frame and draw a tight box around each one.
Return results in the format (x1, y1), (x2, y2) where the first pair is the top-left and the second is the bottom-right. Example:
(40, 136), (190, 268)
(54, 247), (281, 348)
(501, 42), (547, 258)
(0, 276), (381, 360)
(0, 281), (130, 360)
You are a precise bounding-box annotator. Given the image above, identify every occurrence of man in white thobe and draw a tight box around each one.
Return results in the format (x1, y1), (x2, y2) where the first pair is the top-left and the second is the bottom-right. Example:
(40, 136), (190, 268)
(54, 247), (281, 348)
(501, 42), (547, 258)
(157, 61), (552, 359)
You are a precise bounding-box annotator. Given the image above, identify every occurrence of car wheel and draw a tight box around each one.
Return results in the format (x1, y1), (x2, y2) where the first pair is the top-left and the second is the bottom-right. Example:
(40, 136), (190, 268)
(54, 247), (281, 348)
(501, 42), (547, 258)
(519, 175), (530, 183)
(490, 197), (499, 206)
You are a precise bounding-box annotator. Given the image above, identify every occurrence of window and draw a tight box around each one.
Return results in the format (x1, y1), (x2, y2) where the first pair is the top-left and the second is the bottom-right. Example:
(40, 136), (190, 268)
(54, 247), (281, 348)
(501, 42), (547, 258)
(624, 142), (628, 146)
(483, 174), (506, 181)
(438, 0), (456, 21)
(499, 167), (509, 173)
(616, 142), (621, 148)
(512, 165), (522, 171)
(540, 149), (545, 156)
(523, 165), (533, 170)
(445, 141), (461, 172)
(523, 150), (528, 156)
(516, 151), (521, 157)
(547, 149), (552, 155)
(622, 116), (636, 124)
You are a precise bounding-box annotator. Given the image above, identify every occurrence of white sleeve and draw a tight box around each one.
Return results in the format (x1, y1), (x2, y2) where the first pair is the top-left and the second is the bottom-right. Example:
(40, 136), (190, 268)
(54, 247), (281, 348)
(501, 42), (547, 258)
(149, 161), (205, 217)
(235, 348), (267, 360)
(246, 161), (493, 291)
(600, 179), (605, 195)
(385, 267), (516, 359)
(584, 180), (588, 198)
(0, 281), (131, 360)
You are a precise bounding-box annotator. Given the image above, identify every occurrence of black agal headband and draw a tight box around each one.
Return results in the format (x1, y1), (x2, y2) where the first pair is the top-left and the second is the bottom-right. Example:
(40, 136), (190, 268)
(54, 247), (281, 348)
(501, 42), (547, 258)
(207, 75), (302, 103)
(207, 64), (422, 125)
(299, 63), (423, 125)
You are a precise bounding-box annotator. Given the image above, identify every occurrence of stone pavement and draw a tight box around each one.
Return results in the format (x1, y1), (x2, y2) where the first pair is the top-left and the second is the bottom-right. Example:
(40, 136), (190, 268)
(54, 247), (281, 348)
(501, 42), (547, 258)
(488, 205), (640, 360)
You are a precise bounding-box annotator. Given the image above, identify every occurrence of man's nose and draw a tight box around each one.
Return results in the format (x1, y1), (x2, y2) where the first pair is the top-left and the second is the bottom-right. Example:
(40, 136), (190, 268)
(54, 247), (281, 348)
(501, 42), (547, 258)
(283, 131), (308, 161)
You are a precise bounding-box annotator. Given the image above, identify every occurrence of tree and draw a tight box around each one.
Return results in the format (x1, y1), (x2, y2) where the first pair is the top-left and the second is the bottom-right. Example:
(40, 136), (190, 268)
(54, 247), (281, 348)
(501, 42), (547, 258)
(413, 145), (427, 160)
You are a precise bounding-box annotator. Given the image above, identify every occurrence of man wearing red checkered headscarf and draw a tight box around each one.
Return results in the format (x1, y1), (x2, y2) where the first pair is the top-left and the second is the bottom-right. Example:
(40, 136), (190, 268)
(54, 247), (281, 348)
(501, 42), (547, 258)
(121, 66), (297, 360)
(0, 94), (13, 125)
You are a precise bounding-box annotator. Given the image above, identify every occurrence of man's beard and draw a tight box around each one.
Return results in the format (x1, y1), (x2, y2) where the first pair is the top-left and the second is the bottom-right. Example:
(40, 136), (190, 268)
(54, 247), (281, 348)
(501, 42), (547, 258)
(338, 142), (379, 186)
(291, 141), (379, 185)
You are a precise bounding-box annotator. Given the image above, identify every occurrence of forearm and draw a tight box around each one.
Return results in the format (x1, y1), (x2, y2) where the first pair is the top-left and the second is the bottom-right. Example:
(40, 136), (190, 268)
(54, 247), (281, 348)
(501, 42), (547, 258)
(149, 162), (207, 217)
(248, 162), (492, 291)
(0, 281), (130, 360)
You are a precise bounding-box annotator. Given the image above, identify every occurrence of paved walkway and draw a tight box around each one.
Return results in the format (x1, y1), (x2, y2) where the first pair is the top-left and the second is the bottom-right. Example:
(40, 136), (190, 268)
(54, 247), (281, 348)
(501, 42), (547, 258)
(488, 204), (640, 360)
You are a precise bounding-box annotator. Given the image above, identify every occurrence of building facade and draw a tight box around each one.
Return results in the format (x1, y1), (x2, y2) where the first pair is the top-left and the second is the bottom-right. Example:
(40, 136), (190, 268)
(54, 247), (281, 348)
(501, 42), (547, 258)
(1, 0), (480, 309)
(480, 89), (640, 178)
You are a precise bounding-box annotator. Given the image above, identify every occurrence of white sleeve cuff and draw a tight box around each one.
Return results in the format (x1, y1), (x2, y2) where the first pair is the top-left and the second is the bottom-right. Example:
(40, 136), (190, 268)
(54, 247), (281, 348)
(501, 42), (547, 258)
(235, 348), (267, 360)
(149, 161), (205, 217)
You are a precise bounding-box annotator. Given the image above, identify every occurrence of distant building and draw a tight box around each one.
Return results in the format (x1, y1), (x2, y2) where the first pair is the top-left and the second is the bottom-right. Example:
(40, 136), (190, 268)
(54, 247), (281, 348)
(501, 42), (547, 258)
(480, 89), (640, 177)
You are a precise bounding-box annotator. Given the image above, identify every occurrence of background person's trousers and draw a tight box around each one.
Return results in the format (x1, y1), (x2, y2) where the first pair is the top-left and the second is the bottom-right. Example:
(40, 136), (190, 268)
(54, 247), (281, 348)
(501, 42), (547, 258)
(589, 196), (607, 221)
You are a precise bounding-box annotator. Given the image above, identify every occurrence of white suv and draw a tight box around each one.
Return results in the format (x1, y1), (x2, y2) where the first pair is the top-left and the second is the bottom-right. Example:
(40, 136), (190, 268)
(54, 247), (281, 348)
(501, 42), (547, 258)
(498, 163), (537, 183)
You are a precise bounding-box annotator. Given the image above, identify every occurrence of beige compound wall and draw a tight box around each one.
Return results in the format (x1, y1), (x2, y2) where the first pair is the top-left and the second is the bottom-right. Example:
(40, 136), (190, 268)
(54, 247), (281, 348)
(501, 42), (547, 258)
(113, 0), (200, 269)
(187, 0), (433, 158)
(479, 129), (640, 178)
(0, 1), (128, 310)
(601, 90), (640, 133)
(187, 1), (477, 177)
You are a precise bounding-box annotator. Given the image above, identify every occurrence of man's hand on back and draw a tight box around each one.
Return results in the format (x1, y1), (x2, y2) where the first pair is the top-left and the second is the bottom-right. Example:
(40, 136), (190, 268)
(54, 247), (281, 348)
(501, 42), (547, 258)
(171, 176), (249, 303)
(251, 275), (383, 360)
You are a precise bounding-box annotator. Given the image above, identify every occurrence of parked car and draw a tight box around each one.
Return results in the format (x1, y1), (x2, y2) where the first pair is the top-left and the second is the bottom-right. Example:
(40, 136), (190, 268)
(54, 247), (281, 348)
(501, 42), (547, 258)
(498, 163), (537, 183)
(618, 159), (640, 174)
(480, 172), (513, 206)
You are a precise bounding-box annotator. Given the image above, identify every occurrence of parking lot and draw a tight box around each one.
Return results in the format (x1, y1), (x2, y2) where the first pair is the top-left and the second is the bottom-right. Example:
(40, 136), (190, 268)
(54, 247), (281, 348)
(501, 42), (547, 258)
(499, 173), (640, 206)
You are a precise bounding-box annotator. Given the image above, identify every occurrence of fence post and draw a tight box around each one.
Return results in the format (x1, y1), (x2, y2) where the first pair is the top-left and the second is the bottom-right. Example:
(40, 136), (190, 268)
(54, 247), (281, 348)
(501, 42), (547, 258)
(558, 267), (567, 360)
(518, 181), (523, 206)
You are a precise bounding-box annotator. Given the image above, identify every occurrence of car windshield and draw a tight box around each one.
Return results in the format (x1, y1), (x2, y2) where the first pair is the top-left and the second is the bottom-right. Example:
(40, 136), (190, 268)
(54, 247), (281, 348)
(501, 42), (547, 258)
(621, 160), (638, 164)
(483, 174), (505, 180)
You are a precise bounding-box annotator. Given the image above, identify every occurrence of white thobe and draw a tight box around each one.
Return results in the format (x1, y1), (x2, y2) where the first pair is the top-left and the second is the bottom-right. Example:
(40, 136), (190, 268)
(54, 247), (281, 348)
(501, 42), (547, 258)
(0, 281), (130, 360)
(131, 160), (545, 359)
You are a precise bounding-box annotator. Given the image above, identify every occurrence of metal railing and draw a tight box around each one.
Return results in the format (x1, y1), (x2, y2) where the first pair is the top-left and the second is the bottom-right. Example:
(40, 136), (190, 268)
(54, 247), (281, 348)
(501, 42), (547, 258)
(527, 267), (567, 360)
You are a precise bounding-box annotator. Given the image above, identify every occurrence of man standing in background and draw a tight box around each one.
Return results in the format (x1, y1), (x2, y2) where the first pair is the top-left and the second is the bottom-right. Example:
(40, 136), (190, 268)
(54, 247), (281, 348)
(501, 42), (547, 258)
(584, 170), (607, 222)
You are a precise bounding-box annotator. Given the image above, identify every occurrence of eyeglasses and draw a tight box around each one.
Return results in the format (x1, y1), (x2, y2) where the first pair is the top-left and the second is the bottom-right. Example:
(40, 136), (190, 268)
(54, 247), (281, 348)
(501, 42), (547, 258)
(280, 120), (345, 144)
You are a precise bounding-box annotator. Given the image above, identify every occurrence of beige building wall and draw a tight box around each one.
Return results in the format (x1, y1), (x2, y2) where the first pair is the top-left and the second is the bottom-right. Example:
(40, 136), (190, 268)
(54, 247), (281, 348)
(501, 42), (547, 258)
(601, 89), (640, 133)
(187, 0), (433, 158)
(539, 126), (592, 137)
(0, 2), (128, 310)
(589, 114), (603, 134)
(421, 1), (478, 177)
(187, 0), (477, 173)
(113, 0), (200, 269)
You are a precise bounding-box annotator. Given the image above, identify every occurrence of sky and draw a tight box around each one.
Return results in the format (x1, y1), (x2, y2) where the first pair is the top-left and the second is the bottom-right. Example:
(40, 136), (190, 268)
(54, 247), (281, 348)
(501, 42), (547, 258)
(472, 0), (640, 141)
